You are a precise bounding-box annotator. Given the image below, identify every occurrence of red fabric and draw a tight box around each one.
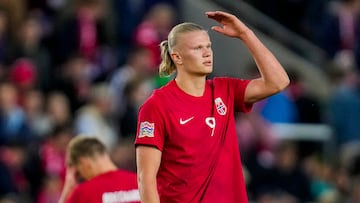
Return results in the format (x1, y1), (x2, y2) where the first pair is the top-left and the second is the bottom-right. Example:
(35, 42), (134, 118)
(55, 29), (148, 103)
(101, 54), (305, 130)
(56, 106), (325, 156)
(78, 14), (97, 61)
(66, 170), (140, 203)
(135, 77), (252, 203)
(10, 58), (36, 86)
(134, 21), (162, 70)
(40, 142), (66, 181)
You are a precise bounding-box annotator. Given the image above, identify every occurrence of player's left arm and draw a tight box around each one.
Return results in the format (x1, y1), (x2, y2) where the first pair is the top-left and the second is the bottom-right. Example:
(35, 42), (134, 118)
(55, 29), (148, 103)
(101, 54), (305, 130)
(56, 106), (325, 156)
(206, 11), (290, 104)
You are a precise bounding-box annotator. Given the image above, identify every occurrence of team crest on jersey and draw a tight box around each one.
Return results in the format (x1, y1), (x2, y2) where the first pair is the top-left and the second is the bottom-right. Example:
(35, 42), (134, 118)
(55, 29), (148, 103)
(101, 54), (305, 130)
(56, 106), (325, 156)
(215, 97), (227, 115)
(139, 121), (155, 138)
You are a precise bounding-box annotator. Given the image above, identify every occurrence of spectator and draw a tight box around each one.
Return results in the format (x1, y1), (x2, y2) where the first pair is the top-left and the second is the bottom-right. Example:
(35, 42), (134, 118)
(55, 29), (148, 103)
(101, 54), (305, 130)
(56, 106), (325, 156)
(22, 89), (51, 139)
(58, 136), (140, 203)
(287, 69), (322, 123)
(252, 141), (313, 202)
(45, 91), (72, 131)
(54, 0), (116, 80)
(327, 61), (360, 148)
(0, 142), (30, 202)
(133, 3), (176, 72)
(120, 77), (153, 138)
(74, 83), (117, 150)
(37, 124), (73, 203)
(52, 55), (91, 113)
(108, 46), (152, 123)
(0, 82), (32, 145)
(9, 15), (52, 92)
(9, 58), (37, 101)
(316, 0), (360, 58)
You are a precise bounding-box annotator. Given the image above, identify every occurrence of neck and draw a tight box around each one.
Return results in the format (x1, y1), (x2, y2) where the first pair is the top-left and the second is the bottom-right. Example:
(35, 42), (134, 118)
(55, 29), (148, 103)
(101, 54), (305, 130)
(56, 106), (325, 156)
(91, 157), (117, 178)
(175, 75), (206, 97)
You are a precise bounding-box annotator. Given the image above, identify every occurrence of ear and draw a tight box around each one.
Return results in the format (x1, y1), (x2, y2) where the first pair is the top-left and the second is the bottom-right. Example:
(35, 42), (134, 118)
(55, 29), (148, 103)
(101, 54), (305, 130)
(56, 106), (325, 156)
(171, 52), (183, 65)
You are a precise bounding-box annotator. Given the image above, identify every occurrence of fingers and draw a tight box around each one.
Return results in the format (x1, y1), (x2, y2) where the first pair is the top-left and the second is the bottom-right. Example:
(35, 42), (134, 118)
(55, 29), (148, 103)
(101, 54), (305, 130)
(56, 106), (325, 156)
(210, 26), (224, 34)
(206, 11), (234, 21)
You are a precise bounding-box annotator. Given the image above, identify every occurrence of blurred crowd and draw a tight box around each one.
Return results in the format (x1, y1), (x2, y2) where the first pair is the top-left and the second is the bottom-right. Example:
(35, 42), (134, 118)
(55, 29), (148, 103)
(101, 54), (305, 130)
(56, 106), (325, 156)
(0, 0), (359, 203)
(0, 0), (177, 202)
(242, 0), (360, 202)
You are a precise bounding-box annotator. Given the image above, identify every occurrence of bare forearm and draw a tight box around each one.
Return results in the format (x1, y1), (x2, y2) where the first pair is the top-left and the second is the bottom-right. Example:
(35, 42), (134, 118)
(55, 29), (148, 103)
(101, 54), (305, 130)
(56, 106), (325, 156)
(240, 29), (289, 92)
(58, 185), (75, 203)
(138, 178), (160, 203)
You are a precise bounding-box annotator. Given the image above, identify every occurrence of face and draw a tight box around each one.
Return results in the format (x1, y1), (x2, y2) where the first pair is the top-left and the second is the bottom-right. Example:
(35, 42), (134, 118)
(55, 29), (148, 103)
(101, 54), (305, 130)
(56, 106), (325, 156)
(74, 157), (93, 181)
(172, 30), (213, 77)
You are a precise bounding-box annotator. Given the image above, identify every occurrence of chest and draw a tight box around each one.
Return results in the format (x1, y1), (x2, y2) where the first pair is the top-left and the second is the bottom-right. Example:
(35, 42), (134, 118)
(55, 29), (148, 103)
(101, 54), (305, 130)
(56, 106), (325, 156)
(162, 96), (232, 145)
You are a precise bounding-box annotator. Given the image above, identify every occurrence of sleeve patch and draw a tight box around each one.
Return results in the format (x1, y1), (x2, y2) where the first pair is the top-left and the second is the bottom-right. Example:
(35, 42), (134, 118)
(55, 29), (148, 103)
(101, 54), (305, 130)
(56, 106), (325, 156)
(138, 121), (155, 138)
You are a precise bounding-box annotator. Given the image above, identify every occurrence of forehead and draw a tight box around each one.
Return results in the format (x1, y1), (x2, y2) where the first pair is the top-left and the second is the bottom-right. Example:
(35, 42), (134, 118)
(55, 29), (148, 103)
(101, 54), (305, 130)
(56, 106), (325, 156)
(177, 30), (211, 47)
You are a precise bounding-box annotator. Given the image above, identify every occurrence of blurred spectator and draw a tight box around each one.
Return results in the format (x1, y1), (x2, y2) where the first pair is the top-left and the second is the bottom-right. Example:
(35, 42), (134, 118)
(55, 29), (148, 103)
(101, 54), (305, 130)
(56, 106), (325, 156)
(133, 3), (176, 72)
(111, 0), (145, 65)
(36, 175), (62, 203)
(110, 138), (137, 172)
(0, 142), (30, 202)
(303, 154), (338, 203)
(316, 0), (360, 58)
(251, 141), (313, 202)
(0, 9), (11, 77)
(108, 46), (152, 122)
(37, 124), (73, 203)
(120, 77), (153, 138)
(9, 15), (52, 92)
(0, 82), (32, 145)
(302, 0), (331, 42)
(235, 112), (277, 168)
(39, 124), (73, 180)
(326, 60), (360, 148)
(46, 91), (72, 131)
(257, 91), (298, 123)
(23, 89), (51, 139)
(74, 83), (117, 150)
(53, 55), (91, 113)
(9, 58), (37, 98)
(287, 69), (322, 123)
(0, 0), (26, 43)
(54, 0), (116, 80)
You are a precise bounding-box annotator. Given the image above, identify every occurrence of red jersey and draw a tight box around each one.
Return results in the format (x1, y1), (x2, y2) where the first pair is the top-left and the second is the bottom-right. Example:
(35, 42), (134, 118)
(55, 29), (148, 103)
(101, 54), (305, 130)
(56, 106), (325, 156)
(66, 170), (140, 203)
(135, 77), (252, 203)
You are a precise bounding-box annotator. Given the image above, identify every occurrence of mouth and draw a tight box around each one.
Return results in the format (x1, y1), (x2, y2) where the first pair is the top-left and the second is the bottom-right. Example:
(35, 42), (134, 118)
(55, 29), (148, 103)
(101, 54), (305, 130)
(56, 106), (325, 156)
(203, 61), (212, 66)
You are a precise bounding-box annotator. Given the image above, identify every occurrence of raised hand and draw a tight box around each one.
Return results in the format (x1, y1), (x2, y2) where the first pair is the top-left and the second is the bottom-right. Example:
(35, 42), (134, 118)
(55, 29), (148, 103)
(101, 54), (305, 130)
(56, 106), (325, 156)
(206, 11), (250, 39)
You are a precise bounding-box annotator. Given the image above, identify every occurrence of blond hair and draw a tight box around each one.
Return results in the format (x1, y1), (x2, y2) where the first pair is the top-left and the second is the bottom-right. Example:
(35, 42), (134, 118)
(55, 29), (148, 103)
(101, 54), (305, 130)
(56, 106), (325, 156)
(159, 22), (205, 77)
(67, 136), (107, 166)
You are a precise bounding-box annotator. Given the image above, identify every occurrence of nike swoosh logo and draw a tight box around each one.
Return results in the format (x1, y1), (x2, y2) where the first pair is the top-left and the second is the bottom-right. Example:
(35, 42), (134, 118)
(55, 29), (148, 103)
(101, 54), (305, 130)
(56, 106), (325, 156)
(180, 117), (194, 125)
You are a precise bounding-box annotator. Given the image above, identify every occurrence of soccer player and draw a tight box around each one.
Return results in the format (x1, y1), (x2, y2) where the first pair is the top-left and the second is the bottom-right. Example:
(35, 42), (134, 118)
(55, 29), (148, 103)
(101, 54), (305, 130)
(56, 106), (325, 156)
(135, 10), (290, 203)
(59, 136), (140, 203)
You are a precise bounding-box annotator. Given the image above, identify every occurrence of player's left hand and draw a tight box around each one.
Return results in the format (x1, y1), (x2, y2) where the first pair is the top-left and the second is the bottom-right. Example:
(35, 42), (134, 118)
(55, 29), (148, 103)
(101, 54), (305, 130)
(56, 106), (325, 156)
(206, 11), (250, 39)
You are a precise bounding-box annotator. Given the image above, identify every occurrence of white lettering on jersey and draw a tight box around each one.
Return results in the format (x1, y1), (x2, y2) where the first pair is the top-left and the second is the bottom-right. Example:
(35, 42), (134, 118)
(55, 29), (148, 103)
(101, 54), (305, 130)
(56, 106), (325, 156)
(180, 117), (194, 125)
(102, 189), (140, 203)
(205, 117), (216, 136)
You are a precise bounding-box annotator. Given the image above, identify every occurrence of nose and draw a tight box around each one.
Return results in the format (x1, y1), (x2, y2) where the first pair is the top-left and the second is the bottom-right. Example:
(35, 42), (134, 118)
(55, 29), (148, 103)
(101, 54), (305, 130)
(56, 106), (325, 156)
(203, 47), (212, 57)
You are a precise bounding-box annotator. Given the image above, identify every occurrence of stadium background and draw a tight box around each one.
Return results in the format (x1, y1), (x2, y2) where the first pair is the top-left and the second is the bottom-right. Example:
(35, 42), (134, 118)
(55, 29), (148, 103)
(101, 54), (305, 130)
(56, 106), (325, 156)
(0, 0), (359, 202)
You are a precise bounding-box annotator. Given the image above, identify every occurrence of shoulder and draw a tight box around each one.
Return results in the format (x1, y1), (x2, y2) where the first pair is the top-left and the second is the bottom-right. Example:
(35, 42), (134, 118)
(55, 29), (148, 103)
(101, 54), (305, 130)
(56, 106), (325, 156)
(211, 77), (250, 87)
(140, 81), (173, 110)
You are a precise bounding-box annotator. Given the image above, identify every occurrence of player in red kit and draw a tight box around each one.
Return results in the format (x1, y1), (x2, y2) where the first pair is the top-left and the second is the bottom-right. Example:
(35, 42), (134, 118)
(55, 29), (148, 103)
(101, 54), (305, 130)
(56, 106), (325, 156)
(59, 136), (140, 203)
(135, 11), (290, 203)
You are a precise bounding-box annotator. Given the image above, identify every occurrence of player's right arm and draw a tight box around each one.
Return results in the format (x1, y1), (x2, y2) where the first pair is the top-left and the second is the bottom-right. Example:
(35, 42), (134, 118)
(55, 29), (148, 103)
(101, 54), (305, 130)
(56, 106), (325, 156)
(136, 145), (162, 203)
(58, 166), (78, 203)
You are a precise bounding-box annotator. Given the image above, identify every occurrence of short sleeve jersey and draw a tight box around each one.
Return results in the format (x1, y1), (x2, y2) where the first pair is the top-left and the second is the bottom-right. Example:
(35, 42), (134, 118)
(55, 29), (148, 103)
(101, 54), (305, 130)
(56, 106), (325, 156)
(135, 77), (252, 203)
(66, 170), (140, 203)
